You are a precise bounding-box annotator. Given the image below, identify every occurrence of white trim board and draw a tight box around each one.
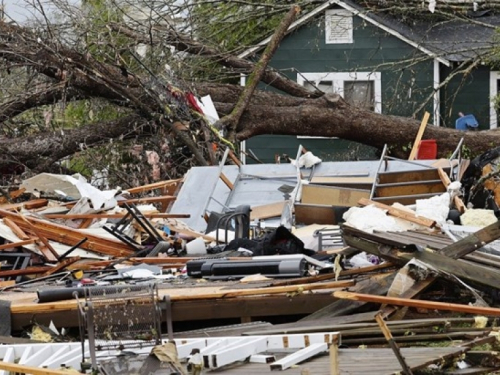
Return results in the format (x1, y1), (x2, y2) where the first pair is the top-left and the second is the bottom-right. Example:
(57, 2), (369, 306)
(238, 0), (450, 67)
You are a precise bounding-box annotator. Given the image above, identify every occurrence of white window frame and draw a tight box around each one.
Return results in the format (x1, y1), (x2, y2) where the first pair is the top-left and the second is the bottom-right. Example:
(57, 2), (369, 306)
(325, 9), (353, 44)
(298, 72), (382, 112)
(296, 72), (381, 139)
(490, 71), (499, 129)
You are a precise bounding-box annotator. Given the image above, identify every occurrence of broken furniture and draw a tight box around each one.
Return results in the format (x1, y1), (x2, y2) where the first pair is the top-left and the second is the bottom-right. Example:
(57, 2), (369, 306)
(370, 146), (449, 205)
(103, 203), (170, 256)
(205, 204), (251, 244)
(75, 283), (163, 372)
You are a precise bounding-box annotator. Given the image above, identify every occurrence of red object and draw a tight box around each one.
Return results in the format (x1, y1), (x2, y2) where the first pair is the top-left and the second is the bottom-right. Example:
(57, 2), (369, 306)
(417, 139), (437, 159)
(186, 93), (204, 114)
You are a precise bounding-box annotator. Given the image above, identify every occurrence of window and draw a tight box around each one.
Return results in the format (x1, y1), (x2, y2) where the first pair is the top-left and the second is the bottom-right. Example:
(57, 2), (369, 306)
(297, 72), (381, 138)
(344, 81), (375, 111)
(325, 9), (353, 44)
(298, 72), (381, 112)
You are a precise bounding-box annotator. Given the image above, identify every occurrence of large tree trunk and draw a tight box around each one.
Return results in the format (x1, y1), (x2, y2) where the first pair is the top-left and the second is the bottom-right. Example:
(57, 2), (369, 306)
(0, 21), (496, 175)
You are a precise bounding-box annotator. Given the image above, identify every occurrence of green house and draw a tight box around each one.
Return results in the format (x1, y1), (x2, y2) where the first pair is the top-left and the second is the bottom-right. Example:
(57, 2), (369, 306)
(239, 0), (500, 163)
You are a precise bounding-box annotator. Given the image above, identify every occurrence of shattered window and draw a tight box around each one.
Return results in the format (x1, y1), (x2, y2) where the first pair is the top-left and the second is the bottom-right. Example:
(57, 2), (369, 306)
(344, 81), (374, 111)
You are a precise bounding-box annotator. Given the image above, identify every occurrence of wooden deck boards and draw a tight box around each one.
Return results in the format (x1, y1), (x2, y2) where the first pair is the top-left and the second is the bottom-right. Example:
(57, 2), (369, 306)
(211, 347), (467, 374)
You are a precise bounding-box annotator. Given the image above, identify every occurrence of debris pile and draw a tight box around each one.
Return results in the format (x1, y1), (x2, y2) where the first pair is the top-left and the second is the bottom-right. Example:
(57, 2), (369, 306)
(2, 146), (500, 373)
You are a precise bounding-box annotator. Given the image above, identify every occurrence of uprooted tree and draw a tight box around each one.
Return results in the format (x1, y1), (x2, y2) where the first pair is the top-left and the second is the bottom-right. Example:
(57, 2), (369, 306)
(0, 0), (499, 187)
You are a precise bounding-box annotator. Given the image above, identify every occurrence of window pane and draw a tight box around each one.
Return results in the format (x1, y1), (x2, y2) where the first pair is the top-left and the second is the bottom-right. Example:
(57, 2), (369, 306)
(304, 81), (334, 93)
(344, 81), (374, 111)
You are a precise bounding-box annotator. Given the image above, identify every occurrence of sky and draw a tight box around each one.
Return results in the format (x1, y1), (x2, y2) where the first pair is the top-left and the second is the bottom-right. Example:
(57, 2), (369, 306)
(3, 0), (34, 23)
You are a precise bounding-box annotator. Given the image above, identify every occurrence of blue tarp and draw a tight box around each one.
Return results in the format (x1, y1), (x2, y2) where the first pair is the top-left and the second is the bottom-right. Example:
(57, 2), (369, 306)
(455, 114), (478, 131)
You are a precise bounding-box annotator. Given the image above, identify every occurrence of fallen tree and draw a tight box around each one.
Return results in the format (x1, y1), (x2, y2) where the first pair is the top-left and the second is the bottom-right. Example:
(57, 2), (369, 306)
(0, 4), (498, 182)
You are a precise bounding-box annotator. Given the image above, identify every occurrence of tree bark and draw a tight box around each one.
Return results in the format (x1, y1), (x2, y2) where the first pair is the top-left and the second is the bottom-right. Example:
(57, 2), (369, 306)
(0, 20), (497, 175)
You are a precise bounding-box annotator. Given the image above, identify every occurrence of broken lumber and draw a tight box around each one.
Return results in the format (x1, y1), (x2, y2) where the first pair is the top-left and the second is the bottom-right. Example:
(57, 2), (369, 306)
(125, 179), (182, 196)
(342, 231), (500, 291)
(439, 218), (500, 259)
(408, 111), (430, 161)
(0, 209), (134, 257)
(437, 167), (466, 213)
(357, 198), (437, 228)
(375, 313), (413, 375)
(333, 291), (500, 316)
(0, 361), (71, 375)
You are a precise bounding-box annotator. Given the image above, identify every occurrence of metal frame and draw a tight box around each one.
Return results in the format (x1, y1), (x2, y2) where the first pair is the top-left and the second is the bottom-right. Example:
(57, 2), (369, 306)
(75, 284), (163, 371)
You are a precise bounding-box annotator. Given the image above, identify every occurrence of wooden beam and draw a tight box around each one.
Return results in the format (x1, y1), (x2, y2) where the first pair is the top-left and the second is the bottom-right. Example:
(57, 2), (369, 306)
(118, 195), (176, 206)
(439, 219), (500, 259)
(437, 167), (466, 213)
(375, 313), (413, 375)
(342, 232), (500, 291)
(42, 257), (80, 277)
(0, 188), (26, 204)
(0, 199), (48, 211)
(0, 361), (73, 374)
(334, 290), (500, 316)
(3, 217), (30, 240)
(0, 209), (134, 257)
(0, 239), (36, 250)
(358, 198), (437, 228)
(228, 150), (242, 167)
(42, 213), (190, 219)
(219, 173), (234, 190)
(125, 179), (182, 195)
(408, 111), (430, 161)
(0, 266), (52, 278)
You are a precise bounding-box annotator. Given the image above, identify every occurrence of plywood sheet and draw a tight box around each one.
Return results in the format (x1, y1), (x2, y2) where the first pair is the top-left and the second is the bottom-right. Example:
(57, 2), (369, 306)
(302, 184), (370, 207)
(294, 203), (336, 225)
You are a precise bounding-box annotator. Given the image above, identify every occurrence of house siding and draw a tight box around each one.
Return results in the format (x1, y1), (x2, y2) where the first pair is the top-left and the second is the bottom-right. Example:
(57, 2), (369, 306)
(245, 8), (436, 163)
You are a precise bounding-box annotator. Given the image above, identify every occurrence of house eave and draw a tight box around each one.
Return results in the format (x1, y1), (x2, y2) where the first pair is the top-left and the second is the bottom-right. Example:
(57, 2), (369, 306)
(238, 0), (451, 67)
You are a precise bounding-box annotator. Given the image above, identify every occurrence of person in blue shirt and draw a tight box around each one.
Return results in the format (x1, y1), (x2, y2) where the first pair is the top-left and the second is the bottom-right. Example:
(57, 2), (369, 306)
(455, 112), (479, 131)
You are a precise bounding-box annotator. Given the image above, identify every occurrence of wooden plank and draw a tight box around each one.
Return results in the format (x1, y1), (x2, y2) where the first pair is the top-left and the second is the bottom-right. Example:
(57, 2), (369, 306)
(377, 169), (442, 184)
(41, 212), (191, 219)
(17, 215), (59, 262)
(0, 199), (48, 210)
(375, 313), (414, 375)
(0, 239), (36, 250)
(302, 184), (370, 206)
(437, 167), (466, 213)
(309, 176), (374, 187)
(229, 150), (242, 167)
(334, 290), (500, 316)
(375, 181), (445, 197)
(408, 111), (430, 161)
(0, 266), (52, 278)
(440, 219), (500, 259)
(358, 198), (437, 228)
(220, 173), (234, 190)
(0, 209), (134, 257)
(0, 188), (26, 204)
(342, 231), (500, 291)
(125, 179), (182, 195)
(2, 217), (30, 240)
(0, 361), (74, 375)
(42, 256), (81, 277)
(118, 195), (176, 206)
(294, 203), (336, 225)
(250, 201), (286, 220)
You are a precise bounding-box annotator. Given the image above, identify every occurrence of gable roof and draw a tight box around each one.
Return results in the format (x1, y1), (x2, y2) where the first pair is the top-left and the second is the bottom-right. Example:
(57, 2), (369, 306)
(239, 0), (500, 67)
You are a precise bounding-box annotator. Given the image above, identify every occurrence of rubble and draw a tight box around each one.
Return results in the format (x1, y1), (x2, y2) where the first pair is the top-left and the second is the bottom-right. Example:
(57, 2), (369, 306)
(2, 147), (500, 373)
